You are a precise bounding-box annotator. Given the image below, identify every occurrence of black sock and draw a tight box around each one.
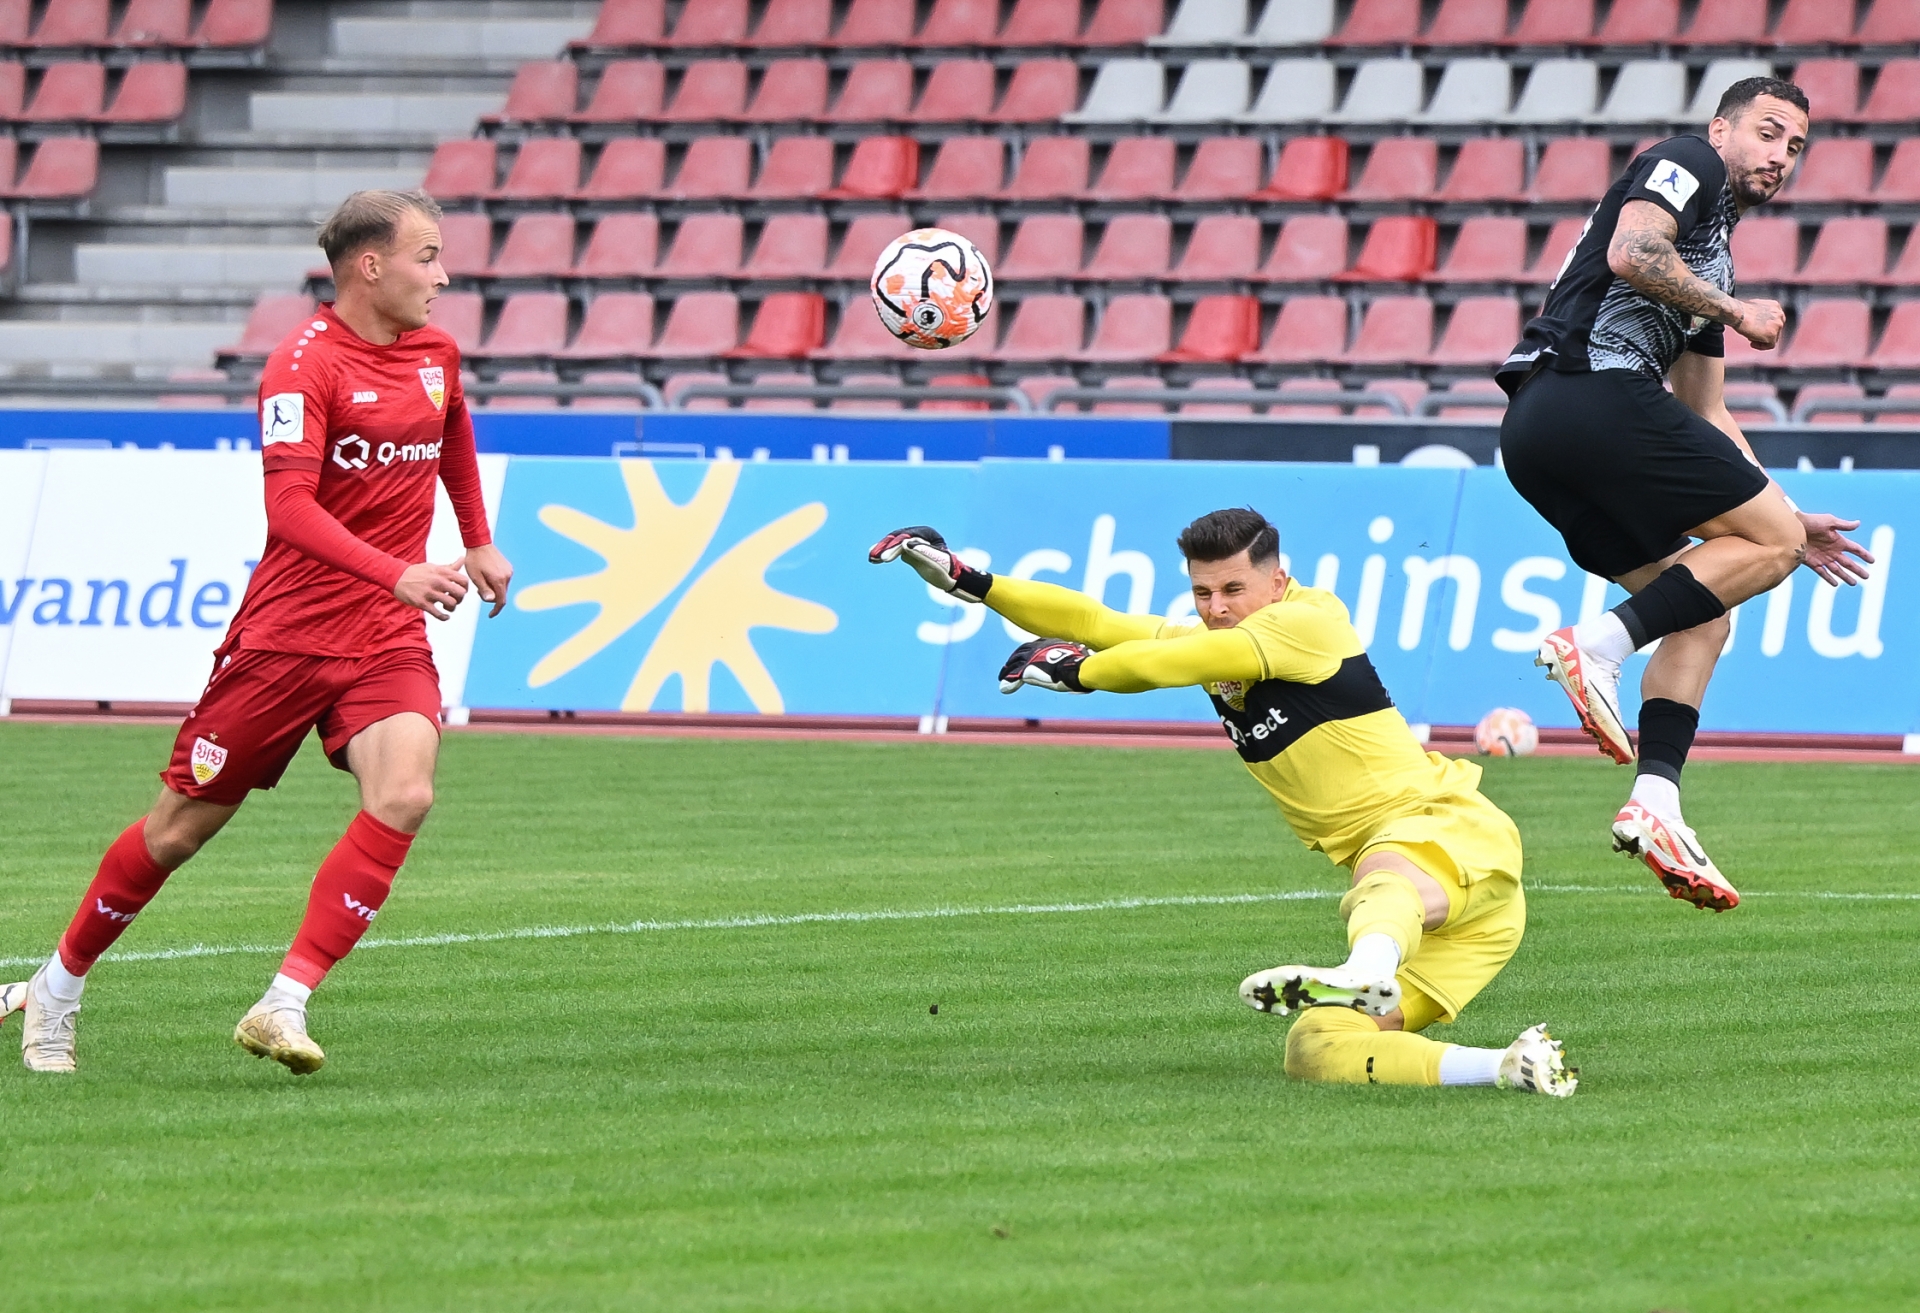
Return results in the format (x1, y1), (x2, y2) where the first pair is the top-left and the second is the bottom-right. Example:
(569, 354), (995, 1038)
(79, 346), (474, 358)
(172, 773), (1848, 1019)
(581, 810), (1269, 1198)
(1636, 698), (1700, 785)
(1612, 564), (1726, 648)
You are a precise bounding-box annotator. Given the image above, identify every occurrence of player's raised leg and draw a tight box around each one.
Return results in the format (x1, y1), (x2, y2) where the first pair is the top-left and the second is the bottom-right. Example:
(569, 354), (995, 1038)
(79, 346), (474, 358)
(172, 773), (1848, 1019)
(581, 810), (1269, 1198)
(1240, 854), (1445, 1017)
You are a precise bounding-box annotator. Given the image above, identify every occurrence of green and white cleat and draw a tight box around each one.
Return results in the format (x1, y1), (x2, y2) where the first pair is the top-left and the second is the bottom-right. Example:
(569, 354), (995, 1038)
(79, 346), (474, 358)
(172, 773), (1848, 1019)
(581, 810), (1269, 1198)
(1497, 1024), (1578, 1097)
(1239, 965), (1401, 1017)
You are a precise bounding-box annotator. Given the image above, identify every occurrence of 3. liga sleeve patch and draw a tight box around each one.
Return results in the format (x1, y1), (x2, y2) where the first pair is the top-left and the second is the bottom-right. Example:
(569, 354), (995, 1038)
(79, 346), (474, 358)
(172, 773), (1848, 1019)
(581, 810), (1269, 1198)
(260, 392), (305, 446)
(1643, 159), (1701, 213)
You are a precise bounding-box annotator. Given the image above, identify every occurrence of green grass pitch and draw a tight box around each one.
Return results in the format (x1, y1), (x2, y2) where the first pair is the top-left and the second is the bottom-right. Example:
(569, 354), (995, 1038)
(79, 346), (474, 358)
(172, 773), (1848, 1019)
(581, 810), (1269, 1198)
(1, 721), (1917, 1312)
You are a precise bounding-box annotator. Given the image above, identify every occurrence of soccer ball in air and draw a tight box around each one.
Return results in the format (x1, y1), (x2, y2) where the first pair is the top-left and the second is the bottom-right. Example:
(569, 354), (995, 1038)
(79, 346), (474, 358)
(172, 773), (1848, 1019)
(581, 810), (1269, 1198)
(1474, 708), (1539, 757)
(870, 228), (994, 349)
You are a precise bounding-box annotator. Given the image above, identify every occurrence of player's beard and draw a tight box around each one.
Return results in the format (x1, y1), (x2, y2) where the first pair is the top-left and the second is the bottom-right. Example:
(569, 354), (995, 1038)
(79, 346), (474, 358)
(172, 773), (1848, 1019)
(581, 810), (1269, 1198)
(1732, 164), (1785, 208)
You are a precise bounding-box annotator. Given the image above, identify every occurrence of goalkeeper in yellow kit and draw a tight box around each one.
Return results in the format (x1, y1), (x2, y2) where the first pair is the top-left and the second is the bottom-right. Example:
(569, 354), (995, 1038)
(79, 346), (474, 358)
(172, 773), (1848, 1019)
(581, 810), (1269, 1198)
(871, 509), (1576, 1096)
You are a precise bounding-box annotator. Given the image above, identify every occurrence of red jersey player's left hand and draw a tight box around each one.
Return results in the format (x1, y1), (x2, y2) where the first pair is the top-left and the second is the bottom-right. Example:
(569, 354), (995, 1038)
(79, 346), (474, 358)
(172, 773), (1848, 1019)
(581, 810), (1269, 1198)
(1797, 513), (1873, 587)
(459, 544), (514, 618)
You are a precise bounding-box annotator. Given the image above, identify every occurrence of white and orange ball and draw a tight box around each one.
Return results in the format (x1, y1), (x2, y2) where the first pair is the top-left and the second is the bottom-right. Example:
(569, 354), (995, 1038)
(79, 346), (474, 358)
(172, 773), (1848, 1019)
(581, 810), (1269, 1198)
(870, 227), (993, 349)
(1474, 707), (1539, 757)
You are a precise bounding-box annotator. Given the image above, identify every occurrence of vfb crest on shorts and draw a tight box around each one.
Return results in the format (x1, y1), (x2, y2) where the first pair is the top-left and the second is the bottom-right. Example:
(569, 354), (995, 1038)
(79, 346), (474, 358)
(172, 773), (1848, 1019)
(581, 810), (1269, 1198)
(190, 736), (228, 785)
(418, 367), (446, 410)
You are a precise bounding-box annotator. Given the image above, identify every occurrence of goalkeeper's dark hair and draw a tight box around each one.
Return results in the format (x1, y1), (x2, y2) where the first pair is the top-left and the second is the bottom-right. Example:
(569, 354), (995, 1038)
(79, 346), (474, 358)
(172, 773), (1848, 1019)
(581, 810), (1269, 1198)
(318, 189), (445, 270)
(1714, 76), (1809, 124)
(1177, 508), (1279, 567)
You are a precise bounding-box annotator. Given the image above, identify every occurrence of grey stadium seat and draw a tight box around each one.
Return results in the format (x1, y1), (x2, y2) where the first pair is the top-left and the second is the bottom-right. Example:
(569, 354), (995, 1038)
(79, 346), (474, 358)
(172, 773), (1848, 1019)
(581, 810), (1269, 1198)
(1329, 58), (1425, 123)
(1242, 0), (1335, 46)
(1065, 58), (1164, 122)
(1155, 58), (1252, 121)
(1507, 59), (1598, 123)
(1239, 58), (1337, 122)
(1151, 0), (1247, 45)
(1421, 59), (1513, 124)
(1689, 59), (1774, 120)
(1592, 60), (1687, 124)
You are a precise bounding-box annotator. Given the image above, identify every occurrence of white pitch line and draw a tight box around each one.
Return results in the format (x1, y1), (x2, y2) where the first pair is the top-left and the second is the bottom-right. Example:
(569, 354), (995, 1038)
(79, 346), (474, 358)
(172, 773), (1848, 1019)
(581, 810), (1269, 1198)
(1, 884), (1914, 974)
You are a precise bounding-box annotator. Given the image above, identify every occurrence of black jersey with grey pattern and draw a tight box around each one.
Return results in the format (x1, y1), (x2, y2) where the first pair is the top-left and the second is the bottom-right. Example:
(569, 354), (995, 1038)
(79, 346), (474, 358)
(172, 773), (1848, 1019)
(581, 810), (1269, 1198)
(1496, 135), (1739, 394)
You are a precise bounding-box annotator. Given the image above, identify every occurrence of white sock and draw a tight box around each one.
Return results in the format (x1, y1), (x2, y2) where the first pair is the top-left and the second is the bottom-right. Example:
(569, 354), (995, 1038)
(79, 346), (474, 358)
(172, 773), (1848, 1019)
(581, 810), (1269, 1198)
(1629, 773), (1682, 820)
(1570, 611), (1636, 666)
(1341, 932), (1401, 982)
(260, 973), (312, 1011)
(1438, 1045), (1505, 1087)
(40, 952), (85, 1005)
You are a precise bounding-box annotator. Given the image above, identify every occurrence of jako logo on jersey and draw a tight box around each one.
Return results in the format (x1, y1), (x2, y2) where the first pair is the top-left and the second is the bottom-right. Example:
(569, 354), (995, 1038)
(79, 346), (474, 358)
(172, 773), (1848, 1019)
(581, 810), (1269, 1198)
(1646, 159), (1700, 211)
(343, 894), (378, 922)
(352, 390), (378, 404)
(260, 393), (304, 446)
(95, 899), (138, 924)
(418, 367), (446, 410)
(190, 736), (228, 784)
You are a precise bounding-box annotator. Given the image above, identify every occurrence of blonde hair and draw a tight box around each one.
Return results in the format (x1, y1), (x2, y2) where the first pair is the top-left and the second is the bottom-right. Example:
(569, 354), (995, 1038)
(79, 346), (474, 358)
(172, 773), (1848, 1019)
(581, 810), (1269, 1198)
(317, 189), (444, 269)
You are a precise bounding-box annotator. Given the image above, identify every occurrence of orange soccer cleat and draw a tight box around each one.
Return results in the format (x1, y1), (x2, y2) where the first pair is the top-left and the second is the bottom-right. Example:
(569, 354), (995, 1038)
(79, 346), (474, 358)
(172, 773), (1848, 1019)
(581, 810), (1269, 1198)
(1611, 802), (1740, 911)
(1536, 627), (1635, 765)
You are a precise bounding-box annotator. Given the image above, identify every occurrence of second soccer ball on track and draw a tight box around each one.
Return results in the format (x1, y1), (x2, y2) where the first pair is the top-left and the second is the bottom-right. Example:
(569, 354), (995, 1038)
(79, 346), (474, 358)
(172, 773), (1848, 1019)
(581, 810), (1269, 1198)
(870, 228), (994, 350)
(1474, 707), (1539, 757)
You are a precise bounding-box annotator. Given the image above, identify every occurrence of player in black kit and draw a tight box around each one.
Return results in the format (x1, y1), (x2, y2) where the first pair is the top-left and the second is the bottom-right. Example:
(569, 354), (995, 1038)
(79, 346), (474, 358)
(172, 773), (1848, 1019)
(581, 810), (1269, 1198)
(1495, 78), (1873, 912)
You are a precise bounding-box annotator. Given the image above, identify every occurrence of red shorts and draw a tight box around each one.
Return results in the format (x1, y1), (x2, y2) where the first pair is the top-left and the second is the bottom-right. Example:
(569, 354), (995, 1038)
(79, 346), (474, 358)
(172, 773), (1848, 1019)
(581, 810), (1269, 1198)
(161, 646), (442, 806)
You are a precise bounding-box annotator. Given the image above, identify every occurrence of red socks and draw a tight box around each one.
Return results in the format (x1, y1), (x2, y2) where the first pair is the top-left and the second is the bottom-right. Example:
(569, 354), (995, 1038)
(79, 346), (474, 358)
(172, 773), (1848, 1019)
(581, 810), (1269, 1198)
(57, 821), (174, 975)
(278, 811), (414, 989)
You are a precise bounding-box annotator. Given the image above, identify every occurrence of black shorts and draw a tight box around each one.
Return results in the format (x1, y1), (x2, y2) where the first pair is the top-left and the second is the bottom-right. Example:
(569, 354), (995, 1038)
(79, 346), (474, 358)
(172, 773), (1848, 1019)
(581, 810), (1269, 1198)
(1499, 367), (1770, 579)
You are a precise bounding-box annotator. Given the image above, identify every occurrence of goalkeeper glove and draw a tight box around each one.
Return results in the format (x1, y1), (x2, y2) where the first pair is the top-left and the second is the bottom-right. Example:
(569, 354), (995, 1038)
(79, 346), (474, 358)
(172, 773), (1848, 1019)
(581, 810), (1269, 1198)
(868, 526), (992, 604)
(999, 639), (1091, 694)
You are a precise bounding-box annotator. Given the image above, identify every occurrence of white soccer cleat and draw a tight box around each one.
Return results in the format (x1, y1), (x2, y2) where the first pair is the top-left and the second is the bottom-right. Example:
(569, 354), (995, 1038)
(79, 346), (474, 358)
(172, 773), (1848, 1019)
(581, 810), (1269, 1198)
(19, 969), (79, 1074)
(1497, 1024), (1578, 1097)
(0, 981), (26, 1023)
(1612, 801), (1740, 912)
(1239, 965), (1401, 1017)
(234, 1003), (326, 1075)
(1536, 627), (1635, 765)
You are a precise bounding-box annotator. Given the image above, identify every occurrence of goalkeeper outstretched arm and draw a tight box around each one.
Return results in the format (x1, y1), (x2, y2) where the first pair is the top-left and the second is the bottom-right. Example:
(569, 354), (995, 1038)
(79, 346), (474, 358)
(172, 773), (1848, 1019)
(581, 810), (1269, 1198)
(998, 627), (1263, 695)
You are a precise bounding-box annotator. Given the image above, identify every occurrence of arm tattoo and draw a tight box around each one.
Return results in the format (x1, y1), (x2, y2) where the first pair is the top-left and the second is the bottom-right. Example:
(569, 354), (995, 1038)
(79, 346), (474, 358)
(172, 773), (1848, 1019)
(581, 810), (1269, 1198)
(1611, 222), (1743, 328)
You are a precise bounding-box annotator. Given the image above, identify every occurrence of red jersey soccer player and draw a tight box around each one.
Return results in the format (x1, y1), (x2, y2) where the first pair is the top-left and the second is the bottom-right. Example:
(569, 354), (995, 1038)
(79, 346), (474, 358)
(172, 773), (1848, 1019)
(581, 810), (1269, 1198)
(2, 190), (511, 1075)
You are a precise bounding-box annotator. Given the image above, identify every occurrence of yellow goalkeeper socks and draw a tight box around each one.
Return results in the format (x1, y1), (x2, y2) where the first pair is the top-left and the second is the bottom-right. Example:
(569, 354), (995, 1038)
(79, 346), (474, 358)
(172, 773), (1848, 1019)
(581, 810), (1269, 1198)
(1283, 1008), (1445, 1086)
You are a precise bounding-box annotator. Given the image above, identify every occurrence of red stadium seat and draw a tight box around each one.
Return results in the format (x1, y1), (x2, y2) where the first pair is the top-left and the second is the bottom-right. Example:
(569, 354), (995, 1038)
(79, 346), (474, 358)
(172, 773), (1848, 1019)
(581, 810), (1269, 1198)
(1785, 138), (1873, 202)
(663, 371), (732, 410)
(1246, 297), (1349, 364)
(657, 214), (744, 277)
(1796, 217), (1886, 283)
(1771, 0), (1857, 44)
(490, 214), (576, 278)
(661, 61), (748, 120)
(1342, 217), (1439, 282)
(731, 292), (826, 358)
(1259, 215), (1350, 282)
(1682, 0), (1766, 42)
(437, 214), (493, 278)
(194, 0), (270, 47)
(98, 62), (186, 123)
(1858, 0), (1920, 42)
(1077, 294), (1171, 362)
(993, 295), (1086, 361)
(1593, 0), (1679, 43)
(1868, 303), (1920, 368)
(1721, 379), (1783, 424)
(1341, 138), (1437, 202)
(988, 59), (1078, 122)
(1431, 216), (1527, 282)
(666, 0), (747, 45)
(28, 0), (107, 46)
(743, 214), (829, 279)
(1791, 59), (1861, 122)
(741, 58), (828, 120)
(23, 63), (105, 120)
(1732, 217), (1799, 283)
(1162, 295), (1260, 363)
(1875, 383), (1920, 425)
(1778, 299), (1872, 367)
(0, 0), (27, 42)
(6, 136), (97, 198)
(1873, 139), (1920, 202)
(113, 0), (189, 45)
(1528, 137), (1611, 202)
(489, 62), (577, 124)
(573, 0), (665, 47)
(1860, 60), (1920, 123)
(1171, 215), (1262, 280)
(482, 369), (563, 412)
(833, 0), (914, 43)
(1269, 378), (1346, 419)
(811, 300), (920, 360)
(1439, 138), (1524, 202)
(1004, 136), (1090, 200)
(0, 63), (23, 118)
(996, 0), (1084, 44)
(1175, 137), (1262, 201)
(831, 372), (906, 413)
(422, 140), (495, 200)
(1089, 136), (1174, 202)
(750, 136), (833, 200)
(559, 293), (655, 358)
(998, 215), (1084, 279)
(573, 60), (666, 122)
(1342, 296), (1434, 364)
(824, 59), (913, 120)
(578, 138), (666, 200)
(915, 0), (1000, 44)
(1334, 0), (1421, 43)
(1429, 297), (1521, 365)
(750, 0), (831, 45)
(1083, 0), (1163, 42)
(666, 137), (751, 200)
(228, 294), (316, 357)
(916, 60), (995, 120)
(1425, 0), (1509, 44)
(824, 135), (917, 198)
(428, 293), (484, 354)
(0, 138), (15, 189)
(1084, 214), (1172, 279)
(652, 293), (742, 357)
(1508, 0), (1594, 43)
(1793, 382), (1866, 424)
(1175, 377), (1257, 418)
(909, 137), (1006, 201)
(934, 212), (1001, 263)
(1521, 217), (1585, 282)
(1084, 377), (1169, 417)
(1880, 228), (1920, 285)
(1432, 378), (1508, 419)
(476, 292), (570, 357)
(497, 138), (581, 200)
(827, 214), (915, 279)
(1252, 136), (1348, 201)
(574, 214), (658, 278)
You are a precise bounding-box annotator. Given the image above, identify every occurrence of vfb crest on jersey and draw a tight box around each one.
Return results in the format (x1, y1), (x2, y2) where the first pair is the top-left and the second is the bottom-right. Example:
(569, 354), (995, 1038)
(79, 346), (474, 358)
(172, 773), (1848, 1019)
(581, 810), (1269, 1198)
(418, 366), (446, 410)
(1213, 679), (1248, 711)
(190, 736), (228, 785)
